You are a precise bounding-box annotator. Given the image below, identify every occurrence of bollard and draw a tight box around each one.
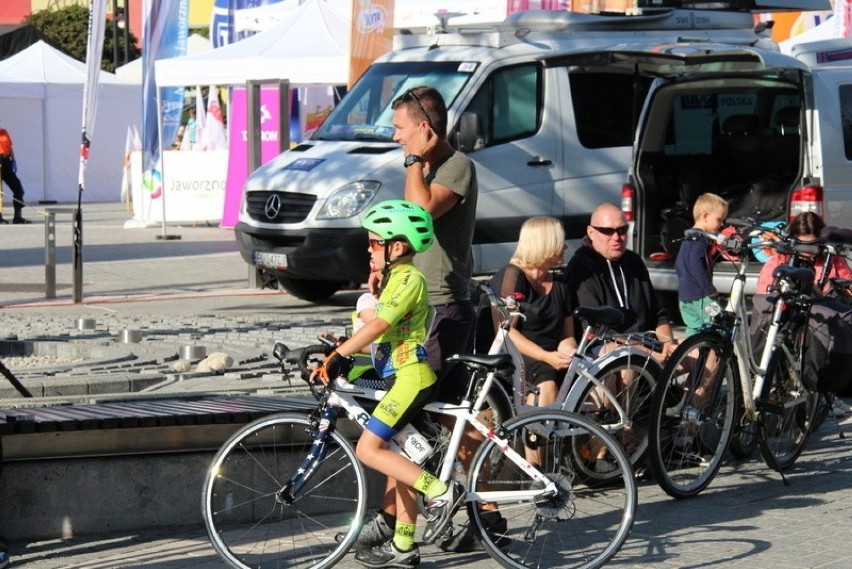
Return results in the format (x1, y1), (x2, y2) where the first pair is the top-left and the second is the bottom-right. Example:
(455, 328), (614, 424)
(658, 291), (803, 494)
(180, 345), (206, 360)
(248, 264), (264, 289)
(45, 211), (56, 298)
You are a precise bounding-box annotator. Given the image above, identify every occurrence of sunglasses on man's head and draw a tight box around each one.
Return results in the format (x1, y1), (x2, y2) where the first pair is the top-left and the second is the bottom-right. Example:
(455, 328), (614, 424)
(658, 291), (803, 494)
(592, 225), (629, 237)
(400, 89), (430, 125)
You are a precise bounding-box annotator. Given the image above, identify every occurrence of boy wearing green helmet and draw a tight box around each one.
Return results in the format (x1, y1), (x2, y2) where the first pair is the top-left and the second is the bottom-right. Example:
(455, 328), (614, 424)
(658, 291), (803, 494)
(314, 199), (463, 568)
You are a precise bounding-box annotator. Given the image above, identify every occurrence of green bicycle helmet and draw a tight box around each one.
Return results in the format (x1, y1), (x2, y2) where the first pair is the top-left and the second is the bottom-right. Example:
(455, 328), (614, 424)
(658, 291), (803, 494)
(362, 200), (434, 253)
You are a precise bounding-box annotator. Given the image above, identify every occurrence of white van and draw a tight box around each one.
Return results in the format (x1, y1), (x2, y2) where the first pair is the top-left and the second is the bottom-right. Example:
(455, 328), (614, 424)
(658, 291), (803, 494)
(623, 34), (852, 313)
(235, 3), (828, 301)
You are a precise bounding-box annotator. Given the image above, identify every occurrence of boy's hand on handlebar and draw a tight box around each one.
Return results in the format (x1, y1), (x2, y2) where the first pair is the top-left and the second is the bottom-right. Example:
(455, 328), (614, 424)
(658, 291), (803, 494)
(315, 350), (355, 384)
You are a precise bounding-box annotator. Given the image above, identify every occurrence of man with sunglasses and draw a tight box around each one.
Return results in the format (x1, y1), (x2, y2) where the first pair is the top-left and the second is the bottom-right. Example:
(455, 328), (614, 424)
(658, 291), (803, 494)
(388, 85), (478, 405)
(564, 202), (678, 361)
(355, 86), (478, 557)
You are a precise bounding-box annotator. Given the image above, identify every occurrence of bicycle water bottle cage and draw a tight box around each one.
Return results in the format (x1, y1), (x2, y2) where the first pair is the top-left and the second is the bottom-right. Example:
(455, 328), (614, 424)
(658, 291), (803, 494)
(772, 265), (815, 294)
(574, 306), (624, 328)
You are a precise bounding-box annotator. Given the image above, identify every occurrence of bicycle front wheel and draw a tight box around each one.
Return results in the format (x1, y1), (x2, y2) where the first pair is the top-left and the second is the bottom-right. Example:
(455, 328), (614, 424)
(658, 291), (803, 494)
(648, 332), (738, 499)
(572, 354), (661, 483)
(202, 412), (368, 569)
(467, 409), (637, 569)
(758, 323), (818, 471)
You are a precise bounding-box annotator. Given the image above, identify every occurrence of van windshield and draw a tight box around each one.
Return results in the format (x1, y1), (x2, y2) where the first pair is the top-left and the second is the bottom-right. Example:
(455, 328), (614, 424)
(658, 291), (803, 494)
(313, 61), (477, 141)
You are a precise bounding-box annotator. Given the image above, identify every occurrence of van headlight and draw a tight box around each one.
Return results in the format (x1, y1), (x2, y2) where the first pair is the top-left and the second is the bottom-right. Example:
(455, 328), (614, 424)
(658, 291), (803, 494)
(316, 181), (381, 219)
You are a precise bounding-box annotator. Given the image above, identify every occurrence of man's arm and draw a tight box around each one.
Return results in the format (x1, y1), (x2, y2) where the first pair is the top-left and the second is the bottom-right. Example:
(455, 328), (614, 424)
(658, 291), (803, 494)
(404, 162), (460, 219)
(403, 127), (460, 219)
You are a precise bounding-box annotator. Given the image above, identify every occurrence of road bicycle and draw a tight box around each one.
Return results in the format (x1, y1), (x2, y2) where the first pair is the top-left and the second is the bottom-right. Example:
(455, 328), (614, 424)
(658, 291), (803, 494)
(479, 282), (662, 483)
(647, 220), (820, 499)
(202, 337), (637, 569)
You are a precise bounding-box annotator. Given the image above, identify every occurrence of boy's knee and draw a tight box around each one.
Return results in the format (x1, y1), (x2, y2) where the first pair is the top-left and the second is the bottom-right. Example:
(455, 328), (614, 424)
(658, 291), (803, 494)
(356, 437), (380, 467)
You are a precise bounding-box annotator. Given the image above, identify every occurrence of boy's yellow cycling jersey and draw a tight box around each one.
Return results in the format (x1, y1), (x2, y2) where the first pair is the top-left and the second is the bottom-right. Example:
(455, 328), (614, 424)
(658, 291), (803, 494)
(371, 263), (430, 378)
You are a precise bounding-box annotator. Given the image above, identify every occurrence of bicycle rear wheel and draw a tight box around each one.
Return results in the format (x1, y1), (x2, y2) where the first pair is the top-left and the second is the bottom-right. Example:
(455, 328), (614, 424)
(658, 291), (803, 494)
(467, 409), (636, 569)
(758, 323), (818, 471)
(202, 412), (368, 569)
(571, 354), (661, 483)
(648, 333), (738, 499)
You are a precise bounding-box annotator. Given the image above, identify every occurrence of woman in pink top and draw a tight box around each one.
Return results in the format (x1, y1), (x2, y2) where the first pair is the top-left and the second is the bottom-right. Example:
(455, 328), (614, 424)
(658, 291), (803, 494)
(757, 212), (852, 294)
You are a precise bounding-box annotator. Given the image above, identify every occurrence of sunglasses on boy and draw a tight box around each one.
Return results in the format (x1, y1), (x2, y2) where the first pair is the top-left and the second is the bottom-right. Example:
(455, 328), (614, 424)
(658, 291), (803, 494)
(368, 239), (387, 251)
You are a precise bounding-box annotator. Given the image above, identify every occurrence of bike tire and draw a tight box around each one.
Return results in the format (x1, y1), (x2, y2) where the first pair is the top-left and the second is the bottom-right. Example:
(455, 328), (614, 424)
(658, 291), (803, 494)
(202, 412), (368, 569)
(466, 409), (637, 569)
(570, 354), (661, 484)
(757, 321), (818, 471)
(648, 332), (738, 499)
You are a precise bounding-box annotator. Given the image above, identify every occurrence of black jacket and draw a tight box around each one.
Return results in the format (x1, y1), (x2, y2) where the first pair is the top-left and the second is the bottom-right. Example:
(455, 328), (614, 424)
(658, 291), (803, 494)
(563, 238), (669, 334)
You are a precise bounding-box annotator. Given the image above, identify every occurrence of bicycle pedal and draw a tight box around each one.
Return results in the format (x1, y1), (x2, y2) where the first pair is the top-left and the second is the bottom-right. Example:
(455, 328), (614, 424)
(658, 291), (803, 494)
(755, 398), (784, 415)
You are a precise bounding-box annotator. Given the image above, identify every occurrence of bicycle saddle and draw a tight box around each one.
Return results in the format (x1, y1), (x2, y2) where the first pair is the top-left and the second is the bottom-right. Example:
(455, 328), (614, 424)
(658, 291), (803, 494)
(772, 265), (815, 293)
(821, 226), (852, 244)
(446, 353), (514, 372)
(574, 306), (625, 328)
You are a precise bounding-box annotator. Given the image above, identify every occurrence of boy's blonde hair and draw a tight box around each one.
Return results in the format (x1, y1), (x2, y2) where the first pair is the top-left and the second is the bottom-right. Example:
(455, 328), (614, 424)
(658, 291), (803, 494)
(693, 193), (728, 221)
(511, 216), (566, 267)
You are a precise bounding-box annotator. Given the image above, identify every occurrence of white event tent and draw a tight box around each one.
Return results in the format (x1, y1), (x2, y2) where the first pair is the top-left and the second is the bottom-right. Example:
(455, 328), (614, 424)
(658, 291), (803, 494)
(116, 33), (212, 82)
(155, 0), (351, 88)
(0, 41), (141, 203)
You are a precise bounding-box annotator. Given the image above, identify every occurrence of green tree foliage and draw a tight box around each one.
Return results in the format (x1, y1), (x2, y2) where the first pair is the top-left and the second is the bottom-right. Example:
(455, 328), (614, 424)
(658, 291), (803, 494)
(25, 4), (140, 72)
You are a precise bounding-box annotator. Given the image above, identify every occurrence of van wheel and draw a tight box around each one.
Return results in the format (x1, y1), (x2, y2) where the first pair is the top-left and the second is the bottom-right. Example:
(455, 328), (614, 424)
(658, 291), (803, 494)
(277, 276), (342, 302)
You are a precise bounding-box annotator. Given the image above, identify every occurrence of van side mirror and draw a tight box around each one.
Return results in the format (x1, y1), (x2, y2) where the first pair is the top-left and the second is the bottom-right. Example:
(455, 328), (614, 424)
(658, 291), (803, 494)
(454, 111), (484, 153)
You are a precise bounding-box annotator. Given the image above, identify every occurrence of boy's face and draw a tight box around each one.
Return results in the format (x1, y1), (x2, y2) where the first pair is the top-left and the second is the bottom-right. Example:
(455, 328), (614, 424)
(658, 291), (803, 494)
(699, 208), (727, 233)
(368, 232), (388, 265)
(367, 232), (407, 264)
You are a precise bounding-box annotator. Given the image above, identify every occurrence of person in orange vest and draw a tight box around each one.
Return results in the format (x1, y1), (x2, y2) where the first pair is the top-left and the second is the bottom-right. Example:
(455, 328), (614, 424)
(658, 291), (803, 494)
(0, 125), (30, 224)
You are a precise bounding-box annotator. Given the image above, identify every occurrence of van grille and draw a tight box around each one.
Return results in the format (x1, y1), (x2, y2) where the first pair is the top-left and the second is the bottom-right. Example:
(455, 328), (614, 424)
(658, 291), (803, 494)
(246, 191), (316, 223)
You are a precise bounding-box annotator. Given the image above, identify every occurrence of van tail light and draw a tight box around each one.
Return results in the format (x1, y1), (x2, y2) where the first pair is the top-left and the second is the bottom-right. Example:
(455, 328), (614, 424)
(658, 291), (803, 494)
(621, 184), (635, 222)
(789, 184), (824, 220)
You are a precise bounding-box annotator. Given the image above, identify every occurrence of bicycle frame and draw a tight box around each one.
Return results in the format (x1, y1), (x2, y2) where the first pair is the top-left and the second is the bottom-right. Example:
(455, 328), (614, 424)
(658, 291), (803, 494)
(701, 233), (811, 420)
(480, 284), (653, 434)
(286, 372), (556, 507)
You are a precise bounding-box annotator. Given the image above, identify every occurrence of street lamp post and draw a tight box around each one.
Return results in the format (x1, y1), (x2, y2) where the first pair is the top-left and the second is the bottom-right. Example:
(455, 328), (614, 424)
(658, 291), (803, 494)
(111, 0), (118, 69)
(111, 0), (130, 68)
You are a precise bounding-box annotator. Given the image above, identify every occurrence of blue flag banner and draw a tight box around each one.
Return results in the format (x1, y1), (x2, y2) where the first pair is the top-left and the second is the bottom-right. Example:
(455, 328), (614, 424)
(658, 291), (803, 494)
(142, 0), (188, 199)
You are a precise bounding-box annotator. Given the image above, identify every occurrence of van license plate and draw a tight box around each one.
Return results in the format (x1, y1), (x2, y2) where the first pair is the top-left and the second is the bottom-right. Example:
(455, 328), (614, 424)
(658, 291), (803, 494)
(254, 252), (288, 269)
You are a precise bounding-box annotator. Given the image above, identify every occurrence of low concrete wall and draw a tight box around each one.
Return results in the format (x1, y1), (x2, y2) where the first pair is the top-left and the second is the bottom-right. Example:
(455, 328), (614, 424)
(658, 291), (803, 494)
(1, 452), (217, 540)
(0, 448), (385, 541)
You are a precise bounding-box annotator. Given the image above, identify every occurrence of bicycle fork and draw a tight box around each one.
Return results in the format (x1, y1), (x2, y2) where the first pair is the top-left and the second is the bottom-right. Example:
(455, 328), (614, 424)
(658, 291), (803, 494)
(277, 405), (338, 505)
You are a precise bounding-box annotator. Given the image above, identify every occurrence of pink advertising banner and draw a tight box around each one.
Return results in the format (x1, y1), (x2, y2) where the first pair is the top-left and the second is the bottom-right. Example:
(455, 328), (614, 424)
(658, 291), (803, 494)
(222, 86), (284, 227)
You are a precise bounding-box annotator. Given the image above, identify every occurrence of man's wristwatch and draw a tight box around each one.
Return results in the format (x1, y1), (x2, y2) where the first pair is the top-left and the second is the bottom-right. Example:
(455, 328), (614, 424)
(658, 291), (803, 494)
(404, 154), (424, 168)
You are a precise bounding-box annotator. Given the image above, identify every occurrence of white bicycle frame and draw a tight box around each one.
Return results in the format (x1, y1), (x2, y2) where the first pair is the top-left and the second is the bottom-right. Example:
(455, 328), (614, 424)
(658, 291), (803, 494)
(697, 230), (810, 420)
(326, 374), (556, 505)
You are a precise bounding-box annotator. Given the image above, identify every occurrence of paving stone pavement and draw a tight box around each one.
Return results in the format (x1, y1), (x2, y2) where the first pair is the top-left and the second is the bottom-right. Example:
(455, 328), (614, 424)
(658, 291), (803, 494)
(2, 203), (852, 567)
(6, 416), (852, 568)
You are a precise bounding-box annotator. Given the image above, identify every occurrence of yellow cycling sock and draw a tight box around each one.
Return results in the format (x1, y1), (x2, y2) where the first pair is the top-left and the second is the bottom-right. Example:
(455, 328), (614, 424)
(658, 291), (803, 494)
(413, 471), (447, 499)
(393, 521), (416, 551)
